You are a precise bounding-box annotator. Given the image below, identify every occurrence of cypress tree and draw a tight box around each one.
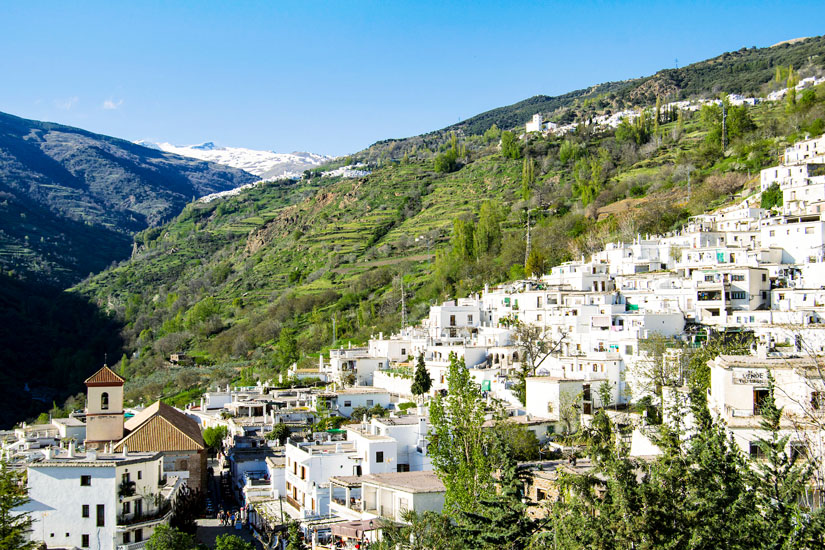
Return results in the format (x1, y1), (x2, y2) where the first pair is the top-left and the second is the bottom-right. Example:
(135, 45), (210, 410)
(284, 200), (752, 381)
(411, 353), (432, 399)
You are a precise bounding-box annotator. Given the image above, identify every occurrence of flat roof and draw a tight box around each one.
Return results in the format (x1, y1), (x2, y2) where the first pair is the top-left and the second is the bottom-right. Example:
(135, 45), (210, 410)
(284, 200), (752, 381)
(360, 471), (445, 494)
(31, 451), (161, 468)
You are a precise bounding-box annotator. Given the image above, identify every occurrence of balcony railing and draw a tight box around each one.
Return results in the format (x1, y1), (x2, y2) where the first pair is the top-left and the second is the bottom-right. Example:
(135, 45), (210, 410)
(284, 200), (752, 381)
(117, 501), (172, 528)
(117, 542), (148, 550)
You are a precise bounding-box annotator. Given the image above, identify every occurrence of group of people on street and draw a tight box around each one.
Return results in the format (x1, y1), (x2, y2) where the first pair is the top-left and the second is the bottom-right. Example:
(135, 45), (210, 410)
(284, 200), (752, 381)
(218, 509), (237, 527)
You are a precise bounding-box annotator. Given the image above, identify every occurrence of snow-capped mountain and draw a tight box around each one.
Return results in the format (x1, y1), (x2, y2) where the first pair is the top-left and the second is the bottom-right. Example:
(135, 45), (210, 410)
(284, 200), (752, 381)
(135, 140), (331, 179)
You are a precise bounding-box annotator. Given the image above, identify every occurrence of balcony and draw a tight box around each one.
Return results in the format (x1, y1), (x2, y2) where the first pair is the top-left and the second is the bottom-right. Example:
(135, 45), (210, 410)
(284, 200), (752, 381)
(117, 501), (172, 528)
(117, 542), (148, 550)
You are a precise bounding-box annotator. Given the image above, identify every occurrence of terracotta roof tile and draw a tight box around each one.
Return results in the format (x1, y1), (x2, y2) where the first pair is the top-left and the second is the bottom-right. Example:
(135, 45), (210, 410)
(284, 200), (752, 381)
(114, 401), (204, 452)
(84, 365), (125, 386)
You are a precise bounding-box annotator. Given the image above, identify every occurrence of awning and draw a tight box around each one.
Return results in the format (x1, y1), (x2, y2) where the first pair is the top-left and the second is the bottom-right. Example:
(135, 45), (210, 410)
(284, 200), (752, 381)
(331, 519), (380, 539)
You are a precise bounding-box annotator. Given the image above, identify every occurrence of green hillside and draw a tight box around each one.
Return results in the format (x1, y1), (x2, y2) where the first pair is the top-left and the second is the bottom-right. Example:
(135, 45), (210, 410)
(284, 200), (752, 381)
(74, 79), (825, 409)
(362, 35), (825, 160)
(0, 111), (257, 285)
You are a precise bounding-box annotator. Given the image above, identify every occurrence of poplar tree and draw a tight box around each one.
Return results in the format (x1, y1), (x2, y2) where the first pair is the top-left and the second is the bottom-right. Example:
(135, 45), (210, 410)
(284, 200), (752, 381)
(428, 353), (496, 513)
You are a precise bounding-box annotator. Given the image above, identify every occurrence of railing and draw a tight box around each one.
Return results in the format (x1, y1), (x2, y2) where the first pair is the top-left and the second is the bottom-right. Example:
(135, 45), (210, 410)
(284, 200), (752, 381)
(117, 502), (172, 527)
(117, 542), (148, 550)
(286, 495), (301, 510)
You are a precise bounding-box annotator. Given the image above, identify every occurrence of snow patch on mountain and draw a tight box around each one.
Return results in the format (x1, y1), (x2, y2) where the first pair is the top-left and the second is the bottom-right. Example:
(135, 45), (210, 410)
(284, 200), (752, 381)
(135, 140), (332, 179)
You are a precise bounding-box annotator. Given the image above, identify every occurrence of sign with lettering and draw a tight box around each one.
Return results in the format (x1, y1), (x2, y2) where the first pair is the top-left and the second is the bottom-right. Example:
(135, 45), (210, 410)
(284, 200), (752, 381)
(732, 369), (768, 385)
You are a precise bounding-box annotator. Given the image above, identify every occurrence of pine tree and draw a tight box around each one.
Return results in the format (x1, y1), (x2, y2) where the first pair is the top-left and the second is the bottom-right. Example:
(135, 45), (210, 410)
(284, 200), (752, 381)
(286, 521), (308, 550)
(0, 461), (36, 550)
(750, 374), (825, 547)
(411, 353), (432, 399)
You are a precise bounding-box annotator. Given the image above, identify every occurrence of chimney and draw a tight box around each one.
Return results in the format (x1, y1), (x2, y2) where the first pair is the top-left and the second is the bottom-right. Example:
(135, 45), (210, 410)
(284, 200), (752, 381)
(68, 441), (76, 458)
(87, 449), (98, 461)
(42, 448), (52, 460)
(122, 445), (128, 458)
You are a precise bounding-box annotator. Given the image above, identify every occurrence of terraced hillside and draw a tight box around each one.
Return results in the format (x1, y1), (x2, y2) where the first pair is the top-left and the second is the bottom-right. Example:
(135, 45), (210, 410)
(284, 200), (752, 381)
(74, 80), (825, 409)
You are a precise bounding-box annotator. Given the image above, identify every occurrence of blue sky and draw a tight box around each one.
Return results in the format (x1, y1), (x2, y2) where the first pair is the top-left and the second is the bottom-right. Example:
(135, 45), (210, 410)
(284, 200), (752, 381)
(1, 1), (823, 156)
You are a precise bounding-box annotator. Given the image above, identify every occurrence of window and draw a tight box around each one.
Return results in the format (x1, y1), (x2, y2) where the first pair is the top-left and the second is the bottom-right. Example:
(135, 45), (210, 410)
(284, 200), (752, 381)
(366, 400), (373, 407)
(135, 529), (143, 542)
(81, 505), (89, 518)
(122, 502), (130, 515)
(80, 475), (91, 486)
(625, 345), (633, 355)
(123, 532), (131, 544)
(749, 442), (765, 459)
(754, 388), (770, 415)
(731, 291), (747, 300)
(812, 392), (825, 410)
(122, 473), (130, 484)
(449, 315), (456, 326)
(343, 400), (352, 407)
(397, 463), (410, 472)
(376, 451), (384, 463)
(400, 348), (406, 356)
(806, 227), (814, 234)
(101, 392), (109, 411)
(137, 471), (142, 480)
(762, 274), (767, 281)
(731, 274), (745, 281)
(81, 535), (90, 548)
(96, 504), (105, 527)
(301, 466), (306, 480)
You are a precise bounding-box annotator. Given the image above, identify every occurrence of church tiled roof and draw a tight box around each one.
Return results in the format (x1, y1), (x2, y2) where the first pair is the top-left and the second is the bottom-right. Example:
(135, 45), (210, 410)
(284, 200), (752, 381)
(84, 365), (125, 386)
(114, 401), (204, 452)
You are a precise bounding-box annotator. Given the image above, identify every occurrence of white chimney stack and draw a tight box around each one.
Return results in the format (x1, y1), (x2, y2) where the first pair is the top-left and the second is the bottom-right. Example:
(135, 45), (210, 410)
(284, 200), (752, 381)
(68, 441), (76, 458)
(122, 445), (128, 457)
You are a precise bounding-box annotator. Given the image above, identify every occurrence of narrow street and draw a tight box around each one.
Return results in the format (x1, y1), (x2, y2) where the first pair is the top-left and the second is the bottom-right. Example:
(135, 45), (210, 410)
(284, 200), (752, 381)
(196, 458), (260, 548)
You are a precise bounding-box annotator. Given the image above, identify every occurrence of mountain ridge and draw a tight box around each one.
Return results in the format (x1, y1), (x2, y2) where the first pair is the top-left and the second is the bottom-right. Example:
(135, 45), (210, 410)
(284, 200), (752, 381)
(135, 140), (332, 180)
(0, 110), (258, 284)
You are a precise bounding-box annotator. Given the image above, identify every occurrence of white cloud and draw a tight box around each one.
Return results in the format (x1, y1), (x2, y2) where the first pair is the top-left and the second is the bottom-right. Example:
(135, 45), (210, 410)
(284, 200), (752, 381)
(54, 96), (79, 110)
(102, 98), (124, 110)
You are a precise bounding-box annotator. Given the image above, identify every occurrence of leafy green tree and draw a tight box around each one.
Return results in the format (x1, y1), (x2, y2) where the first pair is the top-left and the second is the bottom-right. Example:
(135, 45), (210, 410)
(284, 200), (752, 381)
(524, 249), (547, 278)
(494, 421), (540, 462)
(434, 149), (459, 173)
(215, 533), (254, 550)
(450, 219), (475, 261)
(411, 354), (432, 399)
(0, 462), (36, 550)
(474, 201), (502, 257)
(276, 327), (299, 370)
(483, 124), (501, 144)
(202, 425), (228, 454)
(521, 158), (535, 201)
(169, 485), (203, 534)
(500, 131), (522, 159)
(429, 353), (496, 513)
(453, 451), (540, 549)
(761, 182), (783, 209)
(265, 423), (290, 444)
(378, 510), (461, 550)
(145, 525), (196, 550)
(286, 520), (308, 550)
